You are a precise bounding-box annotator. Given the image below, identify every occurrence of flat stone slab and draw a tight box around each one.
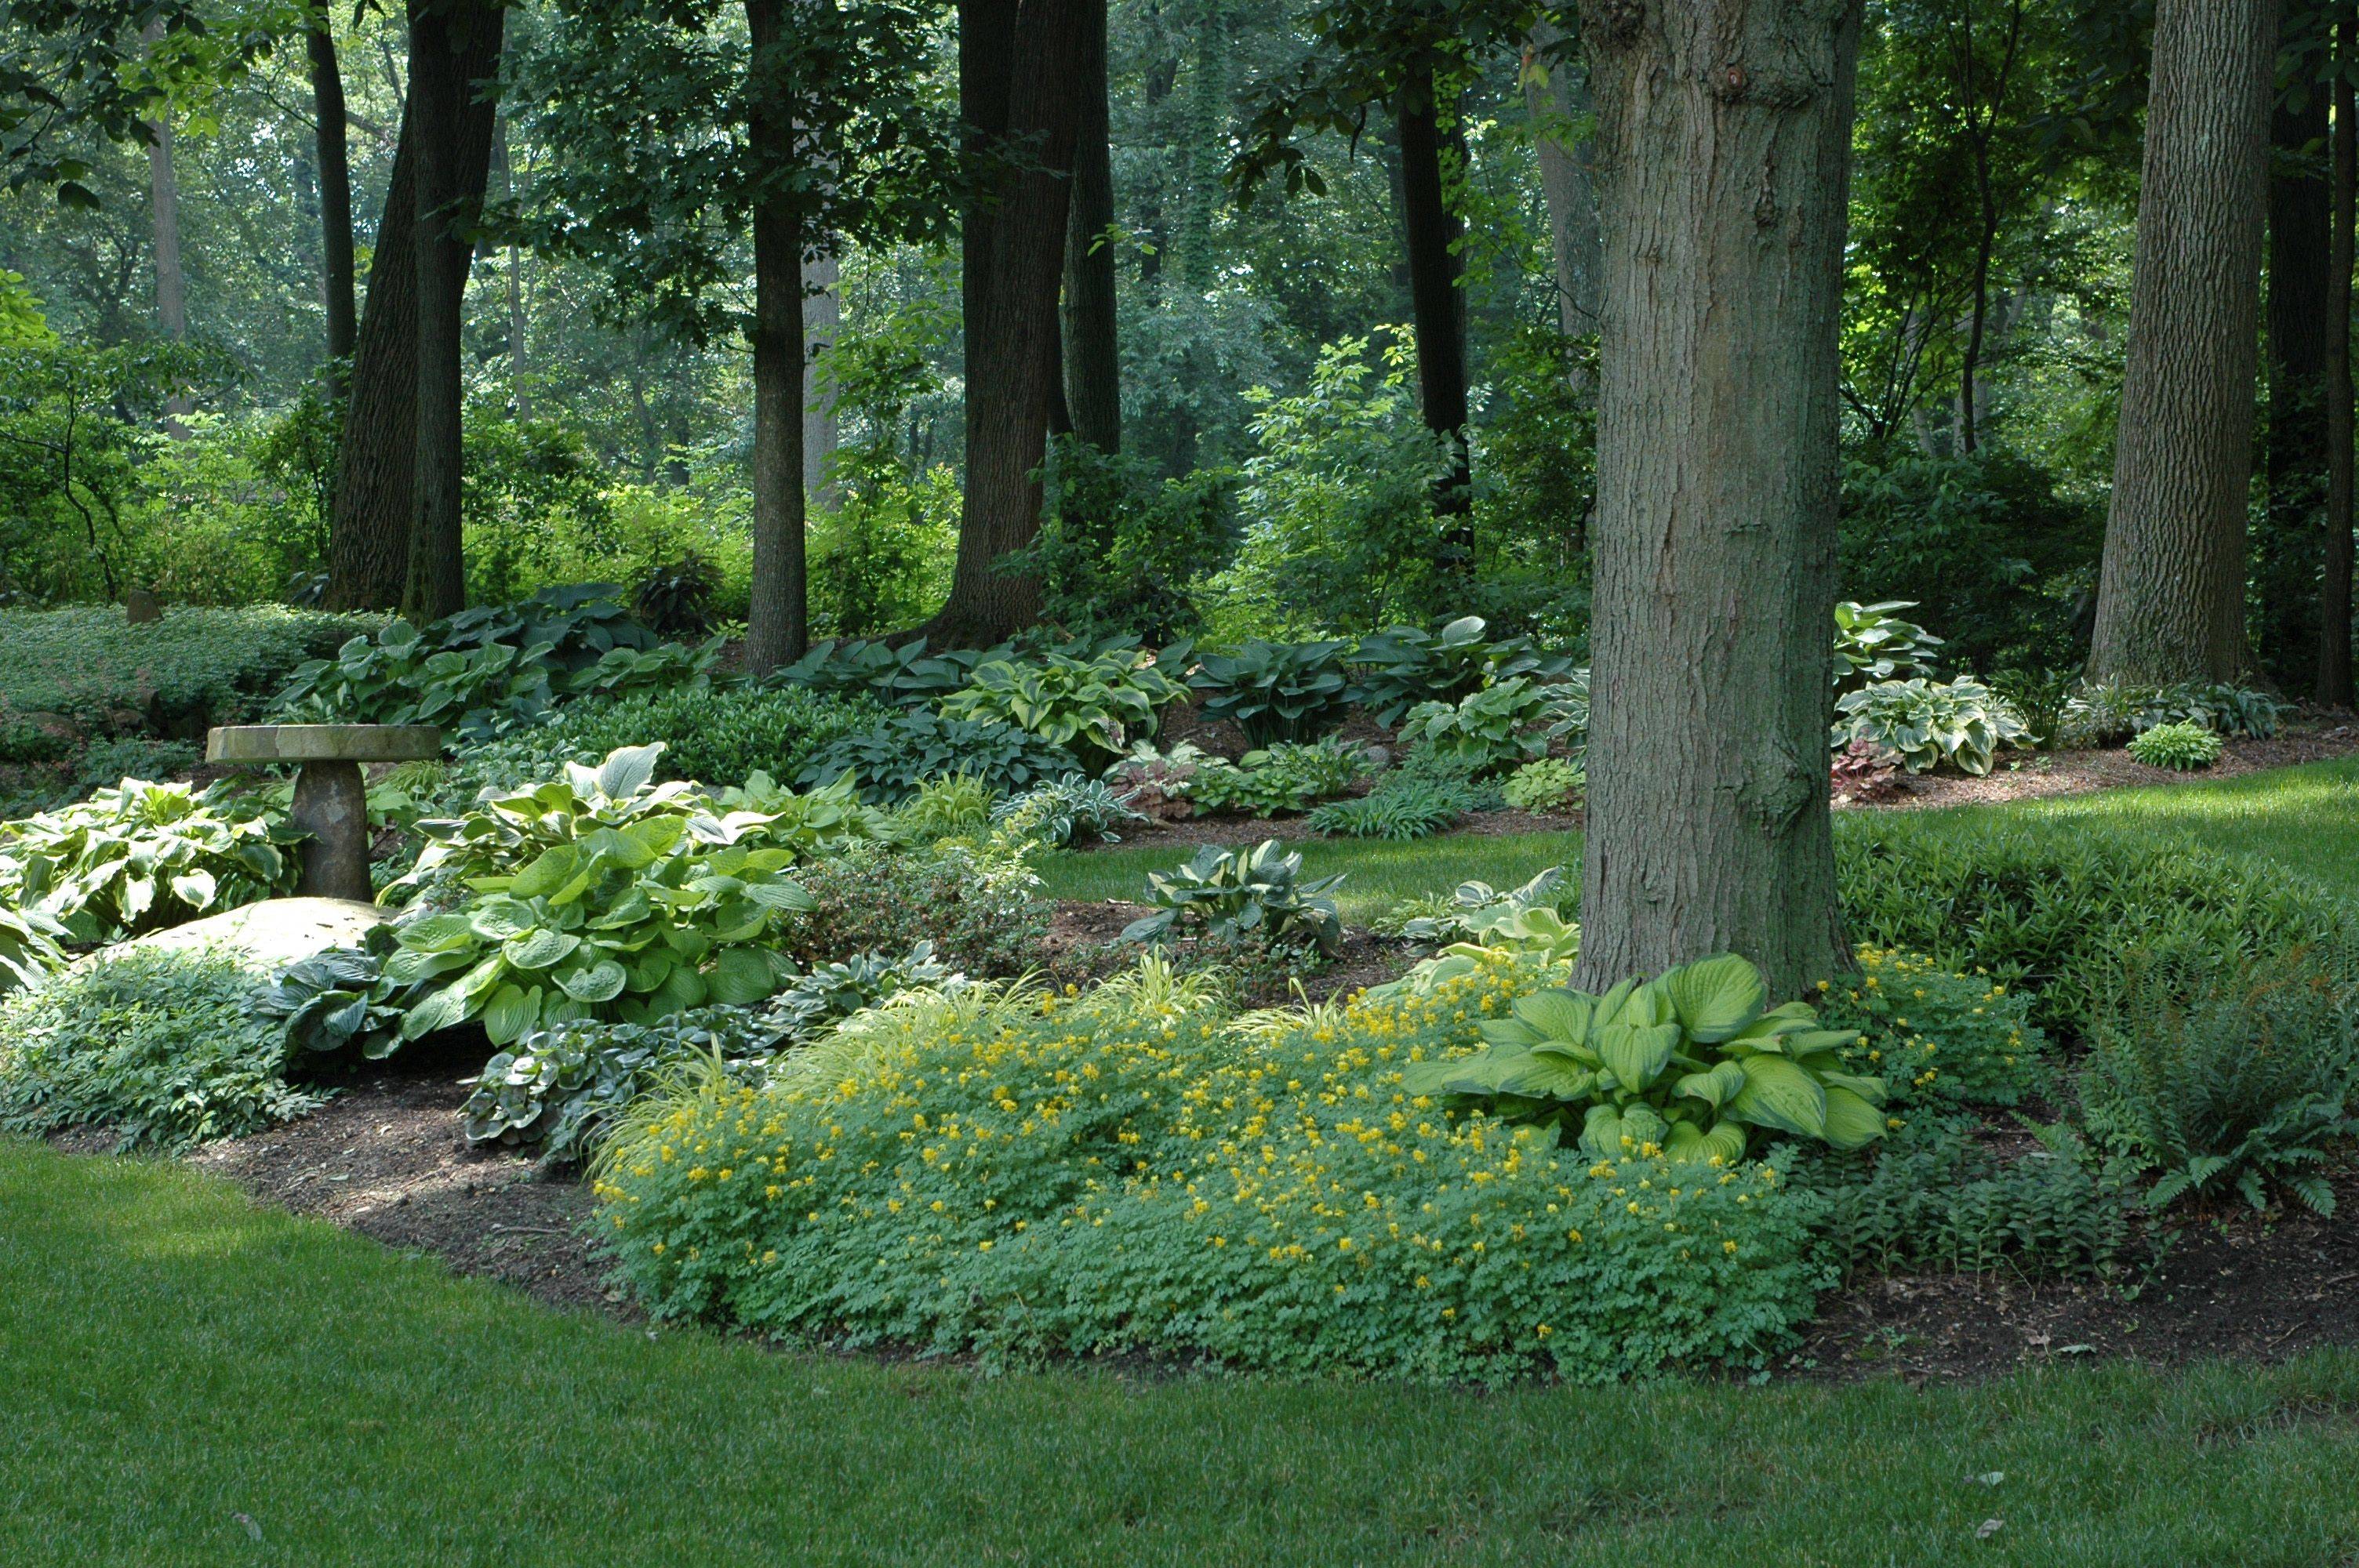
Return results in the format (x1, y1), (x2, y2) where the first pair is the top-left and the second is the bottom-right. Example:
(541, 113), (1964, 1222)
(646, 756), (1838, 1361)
(207, 724), (442, 764)
(95, 897), (392, 974)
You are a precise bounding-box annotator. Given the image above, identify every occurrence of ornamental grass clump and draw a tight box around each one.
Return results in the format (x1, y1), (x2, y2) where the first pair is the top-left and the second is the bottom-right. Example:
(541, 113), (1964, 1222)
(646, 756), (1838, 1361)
(593, 951), (1830, 1385)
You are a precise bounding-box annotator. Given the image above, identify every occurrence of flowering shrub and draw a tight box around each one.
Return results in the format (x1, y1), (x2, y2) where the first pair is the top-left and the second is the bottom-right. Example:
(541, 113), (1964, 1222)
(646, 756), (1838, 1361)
(593, 953), (1830, 1385)
(1814, 946), (2051, 1112)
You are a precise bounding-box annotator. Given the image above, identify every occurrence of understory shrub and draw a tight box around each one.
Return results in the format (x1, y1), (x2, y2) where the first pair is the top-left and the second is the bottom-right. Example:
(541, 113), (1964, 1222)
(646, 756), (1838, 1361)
(1835, 819), (2358, 1039)
(2126, 720), (2223, 771)
(797, 711), (1078, 805)
(0, 946), (325, 1150)
(456, 685), (885, 793)
(783, 841), (1051, 978)
(1814, 946), (2052, 1112)
(592, 953), (1830, 1384)
(1121, 839), (1345, 955)
(2081, 950), (2359, 1215)
(1502, 757), (1583, 815)
(1188, 639), (1353, 746)
(0, 778), (298, 942)
(1187, 738), (1369, 816)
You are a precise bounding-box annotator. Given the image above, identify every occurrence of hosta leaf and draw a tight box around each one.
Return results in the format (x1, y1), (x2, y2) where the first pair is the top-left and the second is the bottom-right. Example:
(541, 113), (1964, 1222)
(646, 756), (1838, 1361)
(1663, 953), (1767, 1044)
(706, 946), (776, 1004)
(1674, 1059), (1748, 1111)
(508, 845), (581, 900)
(1576, 1104), (1625, 1160)
(554, 959), (627, 1004)
(1820, 1085), (1888, 1151)
(482, 983), (543, 1044)
(1595, 1021), (1681, 1093)
(501, 927), (581, 971)
(1511, 988), (1596, 1044)
(581, 826), (657, 870)
(398, 912), (477, 952)
(400, 982), (471, 1040)
(168, 868), (217, 909)
(1488, 1052), (1597, 1102)
(1819, 1070), (1888, 1106)
(594, 743), (664, 800)
(1727, 1054), (1829, 1138)
(468, 902), (533, 942)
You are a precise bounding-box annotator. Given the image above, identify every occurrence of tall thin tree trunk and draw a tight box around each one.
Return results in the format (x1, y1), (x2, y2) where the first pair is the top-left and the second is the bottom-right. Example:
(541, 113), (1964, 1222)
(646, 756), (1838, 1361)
(493, 121), (529, 419)
(2088, 0), (2277, 686)
(1061, 0), (1121, 453)
(327, 112), (420, 611)
(1572, 0), (1862, 999)
(140, 19), (192, 429)
(932, 0), (1092, 644)
(803, 249), (840, 509)
(1959, 136), (1996, 453)
(1524, 23), (1601, 361)
(2324, 15), (2357, 710)
(307, 13), (357, 380)
(401, 0), (505, 622)
(2265, 85), (2333, 689)
(744, 0), (809, 673)
(1395, 66), (1472, 557)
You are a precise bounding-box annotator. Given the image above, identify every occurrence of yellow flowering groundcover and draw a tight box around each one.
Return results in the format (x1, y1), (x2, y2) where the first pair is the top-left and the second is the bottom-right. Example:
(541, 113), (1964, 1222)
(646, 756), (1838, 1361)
(594, 952), (1832, 1384)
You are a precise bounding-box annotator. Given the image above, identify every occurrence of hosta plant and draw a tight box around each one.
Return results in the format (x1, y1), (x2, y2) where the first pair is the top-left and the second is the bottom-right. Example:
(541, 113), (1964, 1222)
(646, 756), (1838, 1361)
(385, 746), (812, 1046)
(1403, 953), (1888, 1160)
(700, 772), (889, 859)
(1831, 600), (1943, 690)
(253, 930), (407, 1059)
(767, 637), (995, 707)
(2059, 680), (2282, 747)
(1394, 677), (1580, 775)
(1502, 756), (1584, 814)
(1189, 639), (1353, 746)
(1832, 675), (2028, 775)
(1121, 839), (1346, 955)
(990, 775), (1148, 847)
(1347, 616), (1579, 727)
(798, 711), (1078, 805)
(0, 779), (300, 942)
(938, 648), (1183, 764)
(2125, 720), (2224, 771)
(1188, 736), (1370, 816)
(0, 904), (67, 996)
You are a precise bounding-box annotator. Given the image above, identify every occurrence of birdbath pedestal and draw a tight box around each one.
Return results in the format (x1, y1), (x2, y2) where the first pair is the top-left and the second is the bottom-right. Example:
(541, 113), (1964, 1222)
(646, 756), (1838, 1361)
(206, 724), (441, 902)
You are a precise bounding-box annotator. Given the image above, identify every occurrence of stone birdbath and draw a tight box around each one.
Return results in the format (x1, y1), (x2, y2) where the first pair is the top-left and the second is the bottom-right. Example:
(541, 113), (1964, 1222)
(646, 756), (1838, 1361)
(206, 724), (441, 902)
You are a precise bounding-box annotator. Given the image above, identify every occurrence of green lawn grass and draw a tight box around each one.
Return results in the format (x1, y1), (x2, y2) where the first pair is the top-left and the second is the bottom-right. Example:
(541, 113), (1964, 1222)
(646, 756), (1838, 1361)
(8, 1138), (2359, 1567)
(1037, 755), (2359, 919)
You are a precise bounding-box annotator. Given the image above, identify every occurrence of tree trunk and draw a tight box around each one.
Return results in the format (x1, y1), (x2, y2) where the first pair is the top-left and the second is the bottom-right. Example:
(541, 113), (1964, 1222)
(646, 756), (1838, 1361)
(1572, 0), (1863, 1000)
(307, 15), (358, 379)
(1061, 0), (1121, 453)
(932, 0), (1092, 644)
(401, 0), (505, 622)
(2263, 85), (2333, 689)
(743, 0), (809, 674)
(1395, 68), (1472, 553)
(493, 120), (529, 419)
(2324, 13), (2357, 710)
(326, 111), (419, 611)
(2088, 0), (2277, 686)
(803, 249), (840, 509)
(1524, 22), (1601, 355)
(140, 19), (191, 429)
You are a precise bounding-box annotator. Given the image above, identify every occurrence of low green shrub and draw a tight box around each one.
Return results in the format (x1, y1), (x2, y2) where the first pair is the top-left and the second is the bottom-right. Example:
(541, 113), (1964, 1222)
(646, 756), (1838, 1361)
(591, 952), (1830, 1384)
(0, 905), (67, 996)
(1121, 839), (1345, 955)
(1307, 773), (1469, 840)
(2081, 950), (2359, 1215)
(797, 711), (1078, 806)
(1188, 737), (1369, 817)
(783, 840), (1052, 978)
(990, 775), (1147, 848)
(1188, 639), (1353, 746)
(68, 736), (202, 793)
(938, 648), (1185, 765)
(1395, 677), (1583, 775)
(1814, 946), (2052, 1112)
(0, 778), (298, 942)
(1835, 818), (2357, 1040)
(0, 947), (325, 1150)
(1502, 756), (1583, 814)
(1832, 676), (2028, 775)
(2126, 720), (2223, 771)
(457, 685), (885, 793)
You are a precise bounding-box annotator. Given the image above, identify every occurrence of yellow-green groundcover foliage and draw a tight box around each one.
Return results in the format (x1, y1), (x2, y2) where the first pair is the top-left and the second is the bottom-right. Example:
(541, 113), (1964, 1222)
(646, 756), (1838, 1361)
(594, 952), (1830, 1385)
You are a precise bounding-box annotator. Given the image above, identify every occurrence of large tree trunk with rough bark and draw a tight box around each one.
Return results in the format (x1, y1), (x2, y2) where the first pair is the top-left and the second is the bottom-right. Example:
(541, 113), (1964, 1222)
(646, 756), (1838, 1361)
(1395, 67), (1471, 555)
(930, 0), (1091, 645)
(327, 114), (418, 611)
(402, 0), (505, 622)
(2264, 84), (2332, 688)
(2325, 13), (2357, 710)
(1572, 0), (1862, 1000)
(307, 16), (357, 378)
(743, 0), (809, 674)
(2088, 0), (2277, 686)
(1061, 0), (1121, 454)
(1525, 23), (1600, 359)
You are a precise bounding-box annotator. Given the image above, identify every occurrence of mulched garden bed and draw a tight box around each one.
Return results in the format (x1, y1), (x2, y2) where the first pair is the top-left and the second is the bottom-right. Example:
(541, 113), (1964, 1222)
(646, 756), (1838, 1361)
(1844, 718), (2359, 813)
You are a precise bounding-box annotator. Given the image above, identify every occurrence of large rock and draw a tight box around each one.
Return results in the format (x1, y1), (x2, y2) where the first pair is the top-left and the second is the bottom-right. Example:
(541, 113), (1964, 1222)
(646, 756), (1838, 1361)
(95, 897), (392, 975)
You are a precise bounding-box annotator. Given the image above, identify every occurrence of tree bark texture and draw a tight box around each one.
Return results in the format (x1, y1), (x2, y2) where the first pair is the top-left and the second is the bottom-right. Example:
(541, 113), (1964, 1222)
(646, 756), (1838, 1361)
(1525, 22), (1601, 354)
(932, 0), (1092, 644)
(402, 0), (505, 622)
(307, 16), (358, 375)
(743, 0), (809, 675)
(326, 110), (418, 610)
(803, 249), (841, 508)
(1572, 0), (1862, 1000)
(2264, 85), (2332, 688)
(2324, 15), (2357, 709)
(1395, 71), (1472, 544)
(140, 20), (191, 427)
(2088, 0), (2277, 686)
(1061, 0), (1122, 454)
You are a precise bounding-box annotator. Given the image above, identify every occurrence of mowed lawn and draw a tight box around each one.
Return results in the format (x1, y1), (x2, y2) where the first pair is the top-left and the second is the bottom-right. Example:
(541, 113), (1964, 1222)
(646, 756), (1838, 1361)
(7, 1142), (2359, 1567)
(1034, 754), (2359, 919)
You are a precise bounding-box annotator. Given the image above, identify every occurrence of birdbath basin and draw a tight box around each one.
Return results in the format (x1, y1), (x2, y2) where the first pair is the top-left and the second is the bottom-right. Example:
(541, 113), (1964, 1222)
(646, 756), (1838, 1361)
(207, 724), (441, 902)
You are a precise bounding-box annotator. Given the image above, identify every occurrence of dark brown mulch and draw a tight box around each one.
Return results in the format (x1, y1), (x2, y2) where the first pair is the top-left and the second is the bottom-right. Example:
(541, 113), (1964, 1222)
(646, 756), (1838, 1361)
(1794, 1169), (2359, 1385)
(182, 1040), (614, 1317)
(1853, 720), (2359, 813)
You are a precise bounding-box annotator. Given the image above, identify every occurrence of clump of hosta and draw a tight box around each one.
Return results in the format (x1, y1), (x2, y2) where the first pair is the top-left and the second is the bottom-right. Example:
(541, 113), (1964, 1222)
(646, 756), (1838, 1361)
(2125, 720), (2224, 771)
(1502, 756), (1584, 813)
(1404, 953), (1888, 1161)
(1119, 838), (1345, 955)
(0, 778), (299, 942)
(1831, 675), (2029, 775)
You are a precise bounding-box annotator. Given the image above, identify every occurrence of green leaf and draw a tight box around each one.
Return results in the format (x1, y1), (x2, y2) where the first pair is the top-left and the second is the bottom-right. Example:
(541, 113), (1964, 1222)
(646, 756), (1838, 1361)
(554, 959), (627, 1004)
(1726, 1054), (1829, 1138)
(501, 928), (581, 971)
(1510, 988), (1596, 1044)
(1595, 1021), (1681, 1092)
(509, 844), (581, 900)
(1820, 1085), (1888, 1151)
(399, 912), (477, 952)
(706, 946), (776, 1004)
(1663, 953), (1767, 1044)
(595, 743), (664, 800)
(482, 983), (543, 1045)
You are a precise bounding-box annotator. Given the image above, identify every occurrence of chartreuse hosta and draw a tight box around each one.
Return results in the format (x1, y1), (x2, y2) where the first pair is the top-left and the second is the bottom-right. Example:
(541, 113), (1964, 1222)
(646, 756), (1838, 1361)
(1403, 953), (1888, 1162)
(386, 745), (813, 1047)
